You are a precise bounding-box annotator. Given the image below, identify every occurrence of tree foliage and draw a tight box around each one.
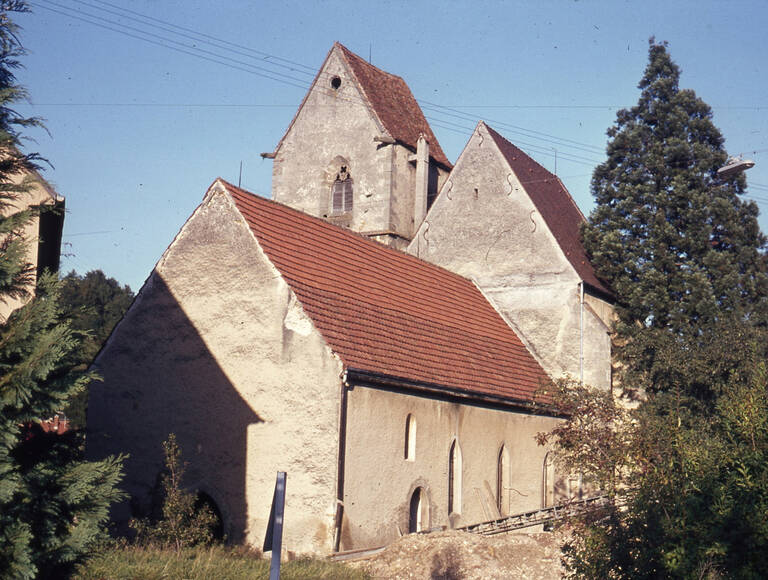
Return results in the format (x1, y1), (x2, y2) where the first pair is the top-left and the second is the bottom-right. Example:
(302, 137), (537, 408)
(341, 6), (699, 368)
(58, 269), (134, 427)
(0, 3), (125, 578)
(59, 269), (134, 366)
(543, 343), (768, 579)
(582, 40), (768, 395)
(547, 40), (768, 579)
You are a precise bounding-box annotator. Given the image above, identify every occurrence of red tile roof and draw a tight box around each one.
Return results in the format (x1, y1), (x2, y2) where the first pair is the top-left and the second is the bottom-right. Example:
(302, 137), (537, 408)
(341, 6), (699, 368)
(484, 124), (612, 297)
(335, 43), (451, 169)
(220, 179), (551, 406)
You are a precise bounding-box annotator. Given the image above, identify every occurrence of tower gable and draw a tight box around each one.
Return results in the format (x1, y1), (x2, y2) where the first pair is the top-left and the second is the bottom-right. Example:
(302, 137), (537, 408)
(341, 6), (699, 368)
(267, 43), (450, 248)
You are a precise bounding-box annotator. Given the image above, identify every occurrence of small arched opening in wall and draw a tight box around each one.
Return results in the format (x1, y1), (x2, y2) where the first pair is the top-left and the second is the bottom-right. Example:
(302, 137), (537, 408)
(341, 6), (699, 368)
(324, 156), (353, 219)
(448, 439), (462, 518)
(404, 413), (416, 461)
(194, 490), (226, 542)
(408, 487), (426, 533)
(497, 444), (510, 516)
(331, 167), (353, 214)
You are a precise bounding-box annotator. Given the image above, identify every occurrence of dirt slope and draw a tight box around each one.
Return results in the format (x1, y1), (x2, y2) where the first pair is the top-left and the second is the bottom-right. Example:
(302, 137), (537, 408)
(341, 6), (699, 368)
(349, 530), (564, 580)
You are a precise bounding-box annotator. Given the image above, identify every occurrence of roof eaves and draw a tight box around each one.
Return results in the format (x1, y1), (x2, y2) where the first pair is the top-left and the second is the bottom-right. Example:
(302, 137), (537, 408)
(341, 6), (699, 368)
(345, 367), (560, 417)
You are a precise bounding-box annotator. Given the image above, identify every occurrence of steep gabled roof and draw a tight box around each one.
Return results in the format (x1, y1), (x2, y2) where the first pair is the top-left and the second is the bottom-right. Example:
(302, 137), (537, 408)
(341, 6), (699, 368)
(272, 43), (451, 170)
(218, 179), (550, 406)
(335, 43), (451, 169)
(484, 123), (612, 297)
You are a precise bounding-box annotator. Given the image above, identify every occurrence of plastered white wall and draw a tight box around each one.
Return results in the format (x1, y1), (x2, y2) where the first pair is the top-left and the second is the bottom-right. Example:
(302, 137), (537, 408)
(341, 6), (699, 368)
(341, 386), (563, 550)
(87, 187), (343, 554)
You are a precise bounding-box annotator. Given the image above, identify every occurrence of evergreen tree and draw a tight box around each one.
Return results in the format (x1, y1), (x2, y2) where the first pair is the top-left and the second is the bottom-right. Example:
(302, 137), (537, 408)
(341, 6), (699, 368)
(0, 3), (125, 578)
(582, 40), (768, 395)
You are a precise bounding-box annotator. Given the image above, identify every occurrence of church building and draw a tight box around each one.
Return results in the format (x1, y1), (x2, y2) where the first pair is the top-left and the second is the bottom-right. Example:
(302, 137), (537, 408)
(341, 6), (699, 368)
(87, 42), (613, 555)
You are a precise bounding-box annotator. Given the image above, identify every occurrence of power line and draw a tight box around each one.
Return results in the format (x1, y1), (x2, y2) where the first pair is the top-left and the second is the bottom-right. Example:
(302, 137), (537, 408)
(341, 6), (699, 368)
(32, 0), (610, 160)
(421, 101), (605, 155)
(24, 102), (297, 108)
(35, 1), (314, 89)
(31, 0), (768, 180)
(79, 0), (317, 73)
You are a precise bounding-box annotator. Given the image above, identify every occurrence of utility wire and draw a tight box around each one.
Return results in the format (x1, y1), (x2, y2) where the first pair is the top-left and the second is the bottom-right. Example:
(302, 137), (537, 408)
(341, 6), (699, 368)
(35, 1), (314, 89)
(79, 0), (317, 73)
(33, 0), (609, 159)
(30, 1), (767, 178)
(421, 101), (605, 155)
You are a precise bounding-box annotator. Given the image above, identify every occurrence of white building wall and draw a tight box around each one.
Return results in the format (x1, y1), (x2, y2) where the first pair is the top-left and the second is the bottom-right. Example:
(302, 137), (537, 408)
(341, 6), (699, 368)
(341, 386), (563, 550)
(87, 187), (343, 554)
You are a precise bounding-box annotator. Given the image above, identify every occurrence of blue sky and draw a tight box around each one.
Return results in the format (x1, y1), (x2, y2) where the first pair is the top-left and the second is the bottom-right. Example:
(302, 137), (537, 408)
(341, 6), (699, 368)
(16, 0), (768, 290)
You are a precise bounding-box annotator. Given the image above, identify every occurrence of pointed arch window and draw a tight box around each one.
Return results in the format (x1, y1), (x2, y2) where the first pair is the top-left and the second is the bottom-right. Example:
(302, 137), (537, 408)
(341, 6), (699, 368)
(332, 166), (353, 214)
(448, 439), (462, 515)
(542, 452), (556, 508)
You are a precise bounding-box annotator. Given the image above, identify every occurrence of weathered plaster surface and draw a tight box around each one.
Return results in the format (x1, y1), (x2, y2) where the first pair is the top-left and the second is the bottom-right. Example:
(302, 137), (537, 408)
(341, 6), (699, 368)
(341, 386), (563, 550)
(271, 46), (447, 246)
(87, 187), (343, 553)
(408, 123), (613, 389)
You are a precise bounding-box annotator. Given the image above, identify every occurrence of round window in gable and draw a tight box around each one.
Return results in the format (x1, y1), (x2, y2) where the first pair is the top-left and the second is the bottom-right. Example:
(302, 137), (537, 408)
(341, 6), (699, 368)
(330, 76), (342, 90)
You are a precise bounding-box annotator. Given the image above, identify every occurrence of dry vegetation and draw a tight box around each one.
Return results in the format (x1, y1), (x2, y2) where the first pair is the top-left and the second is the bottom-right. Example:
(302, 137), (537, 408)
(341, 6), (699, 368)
(74, 543), (369, 580)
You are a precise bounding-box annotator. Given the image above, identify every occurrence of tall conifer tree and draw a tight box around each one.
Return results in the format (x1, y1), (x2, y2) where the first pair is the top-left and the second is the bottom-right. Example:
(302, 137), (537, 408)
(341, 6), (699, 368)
(583, 40), (768, 394)
(0, 3), (125, 578)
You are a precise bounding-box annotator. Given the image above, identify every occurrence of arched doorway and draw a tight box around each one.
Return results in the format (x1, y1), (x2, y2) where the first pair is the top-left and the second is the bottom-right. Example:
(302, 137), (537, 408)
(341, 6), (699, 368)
(194, 491), (225, 541)
(409, 487), (424, 533)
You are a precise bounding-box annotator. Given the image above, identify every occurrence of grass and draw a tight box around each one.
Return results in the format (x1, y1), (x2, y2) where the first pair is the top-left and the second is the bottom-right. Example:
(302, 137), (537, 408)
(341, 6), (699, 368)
(74, 543), (370, 580)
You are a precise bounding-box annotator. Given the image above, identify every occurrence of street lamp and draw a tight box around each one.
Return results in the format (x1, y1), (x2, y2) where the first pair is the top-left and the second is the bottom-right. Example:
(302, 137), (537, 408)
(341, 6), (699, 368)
(717, 156), (755, 178)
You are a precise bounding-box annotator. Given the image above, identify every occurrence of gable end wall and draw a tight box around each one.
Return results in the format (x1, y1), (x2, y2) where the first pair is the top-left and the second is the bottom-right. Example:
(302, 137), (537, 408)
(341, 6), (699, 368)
(87, 187), (343, 553)
(408, 124), (612, 388)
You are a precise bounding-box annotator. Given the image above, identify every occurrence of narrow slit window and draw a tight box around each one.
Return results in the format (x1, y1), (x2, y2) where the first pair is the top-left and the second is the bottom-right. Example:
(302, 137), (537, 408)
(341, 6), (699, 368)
(404, 414), (416, 461)
(497, 445), (509, 516)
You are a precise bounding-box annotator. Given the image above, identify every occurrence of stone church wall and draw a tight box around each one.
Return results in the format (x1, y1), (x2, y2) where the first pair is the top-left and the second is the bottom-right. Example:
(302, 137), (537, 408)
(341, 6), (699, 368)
(341, 386), (563, 550)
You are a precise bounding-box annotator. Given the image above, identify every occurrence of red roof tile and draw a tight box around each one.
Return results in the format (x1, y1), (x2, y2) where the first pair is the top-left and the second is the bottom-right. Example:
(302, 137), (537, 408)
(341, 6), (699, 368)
(219, 179), (551, 406)
(336, 43), (451, 169)
(484, 124), (612, 297)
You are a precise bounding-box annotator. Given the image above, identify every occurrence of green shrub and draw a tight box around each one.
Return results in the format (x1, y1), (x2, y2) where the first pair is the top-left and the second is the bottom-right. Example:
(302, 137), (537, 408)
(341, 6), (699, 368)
(130, 434), (219, 550)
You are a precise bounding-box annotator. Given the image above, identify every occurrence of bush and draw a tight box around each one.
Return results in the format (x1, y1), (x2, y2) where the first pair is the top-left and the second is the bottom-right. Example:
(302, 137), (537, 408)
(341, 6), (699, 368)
(130, 434), (219, 550)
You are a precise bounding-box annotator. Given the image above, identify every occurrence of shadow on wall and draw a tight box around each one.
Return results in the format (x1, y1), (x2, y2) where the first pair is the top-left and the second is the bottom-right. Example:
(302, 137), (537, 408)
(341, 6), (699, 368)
(87, 273), (263, 543)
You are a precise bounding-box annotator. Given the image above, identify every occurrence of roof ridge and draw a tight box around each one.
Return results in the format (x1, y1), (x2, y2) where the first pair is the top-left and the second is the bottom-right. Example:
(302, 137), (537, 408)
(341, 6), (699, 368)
(218, 178), (478, 287)
(334, 42), (404, 82)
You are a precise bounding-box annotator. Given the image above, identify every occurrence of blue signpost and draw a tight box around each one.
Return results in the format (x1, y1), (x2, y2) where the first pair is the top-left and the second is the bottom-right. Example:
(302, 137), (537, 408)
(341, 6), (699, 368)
(264, 471), (287, 580)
